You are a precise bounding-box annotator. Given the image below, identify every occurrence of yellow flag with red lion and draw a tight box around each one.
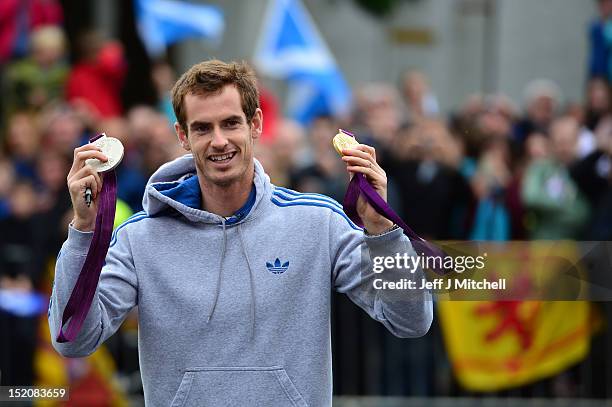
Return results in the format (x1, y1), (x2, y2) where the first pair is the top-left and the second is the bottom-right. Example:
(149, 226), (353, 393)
(437, 241), (600, 391)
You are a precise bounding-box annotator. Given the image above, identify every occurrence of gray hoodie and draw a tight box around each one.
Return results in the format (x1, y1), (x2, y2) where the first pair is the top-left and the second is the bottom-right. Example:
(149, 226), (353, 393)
(49, 155), (433, 406)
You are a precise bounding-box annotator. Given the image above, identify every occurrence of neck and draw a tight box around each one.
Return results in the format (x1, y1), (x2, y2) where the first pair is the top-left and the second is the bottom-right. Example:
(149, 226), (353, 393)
(199, 165), (255, 217)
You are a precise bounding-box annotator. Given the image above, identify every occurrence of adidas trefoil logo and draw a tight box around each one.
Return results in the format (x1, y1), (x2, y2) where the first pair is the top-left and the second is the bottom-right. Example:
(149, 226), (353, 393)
(266, 258), (290, 274)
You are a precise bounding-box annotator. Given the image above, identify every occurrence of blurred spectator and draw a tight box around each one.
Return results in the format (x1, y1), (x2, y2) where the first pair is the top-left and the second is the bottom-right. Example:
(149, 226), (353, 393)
(353, 83), (402, 156)
(469, 135), (512, 240)
(513, 79), (562, 144)
(0, 180), (42, 285)
(144, 113), (183, 169)
(0, 0), (63, 63)
(254, 143), (277, 183)
(119, 106), (160, 210)
(486, 93), (518, 121)
(506, 132), (551, 239)
(0, 158), (16, 219)
(387, 120), (473, 239)
(0, 214), (38, 386)
(267, 119), (307, 186)
(449, 93), (516, 240)
(524, 132), (551, 162)
(449, 93), (486, 160)
(151, 60), (178, 126)
(584, 77), (610, 131)
(2, 25), (68, 123)
(29, 150), (73, 269)
(477, 109), (512, 143)
(127, 105), (159, 147)
(307, 114), (341, 159)
(588, 0), (612, 81)
(0, 174), (61, 388)
(571, 115), (612, 239)
(66, 31), (127, 120)
(41, 104), (87, 155)
(400, 69), (440, 122)
(521, 117), (590, 239)
(290, 116), (346, 201)
(570, 77), (611, 159)
(36, 150), (68, 205)
(96, 116), (130, 146)
(3, 112), (41, 181)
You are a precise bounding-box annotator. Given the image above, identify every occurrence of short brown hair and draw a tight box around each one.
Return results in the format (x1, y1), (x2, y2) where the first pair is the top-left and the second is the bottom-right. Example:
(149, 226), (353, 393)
(171, 59), (260, 132)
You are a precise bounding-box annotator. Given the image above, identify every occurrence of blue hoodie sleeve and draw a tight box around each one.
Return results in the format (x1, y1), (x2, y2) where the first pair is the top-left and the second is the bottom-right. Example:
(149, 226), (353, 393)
(49, 224), (138, 357)
(330, 215), (433, 338)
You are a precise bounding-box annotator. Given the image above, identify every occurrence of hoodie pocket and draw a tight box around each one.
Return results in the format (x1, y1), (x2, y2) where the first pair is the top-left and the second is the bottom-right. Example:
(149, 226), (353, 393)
(170, 366), (308, 407)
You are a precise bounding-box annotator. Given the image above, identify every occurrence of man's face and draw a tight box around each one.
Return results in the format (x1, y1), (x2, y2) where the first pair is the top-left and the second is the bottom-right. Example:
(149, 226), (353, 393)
(176, 85), (262, 187)
(550, 120), (578, 166)
(528, 96), (555, 125)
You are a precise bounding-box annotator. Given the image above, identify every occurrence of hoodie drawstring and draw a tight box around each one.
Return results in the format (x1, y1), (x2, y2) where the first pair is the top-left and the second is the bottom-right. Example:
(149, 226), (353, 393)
(207, 219), (227, 323)
(238, 224), (256, 339)
(205, 221), (256, 340)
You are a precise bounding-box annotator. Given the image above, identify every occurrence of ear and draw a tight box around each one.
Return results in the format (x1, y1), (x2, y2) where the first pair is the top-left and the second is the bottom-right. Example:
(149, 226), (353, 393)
(250, 108), (263, 141)
(175, 122), (191, 151)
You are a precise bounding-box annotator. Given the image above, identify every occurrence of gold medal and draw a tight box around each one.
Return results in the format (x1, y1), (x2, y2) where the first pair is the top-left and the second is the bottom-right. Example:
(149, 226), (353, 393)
(332, 129), (359, 156)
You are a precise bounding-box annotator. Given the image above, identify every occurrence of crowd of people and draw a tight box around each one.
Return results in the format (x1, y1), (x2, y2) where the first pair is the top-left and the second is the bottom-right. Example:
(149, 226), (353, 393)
(263, 73), (611, 243)
(1, 3), (611, 401)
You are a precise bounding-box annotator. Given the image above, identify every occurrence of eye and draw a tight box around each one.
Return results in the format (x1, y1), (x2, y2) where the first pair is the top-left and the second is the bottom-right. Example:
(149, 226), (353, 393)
(224, 120), (240, 129)
(192, 124), (211, 134)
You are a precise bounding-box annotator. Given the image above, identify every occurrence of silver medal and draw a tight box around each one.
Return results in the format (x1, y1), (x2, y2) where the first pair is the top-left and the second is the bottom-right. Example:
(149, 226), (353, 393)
(85, 134), (124, 173)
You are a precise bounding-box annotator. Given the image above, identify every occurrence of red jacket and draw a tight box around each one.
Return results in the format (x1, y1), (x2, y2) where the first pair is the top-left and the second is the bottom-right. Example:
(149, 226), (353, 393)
(66, 43), (127, 119)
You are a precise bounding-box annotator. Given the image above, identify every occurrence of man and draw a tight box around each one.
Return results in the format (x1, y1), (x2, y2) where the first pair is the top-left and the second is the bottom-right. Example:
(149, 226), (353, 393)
(522, 116), (590, 239)
(49, 60), (432, 406)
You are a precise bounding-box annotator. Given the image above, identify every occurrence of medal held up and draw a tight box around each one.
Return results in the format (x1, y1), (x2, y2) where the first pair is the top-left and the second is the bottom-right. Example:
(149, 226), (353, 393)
(56, 133), (124, 343)
(333, 129), (446, 271)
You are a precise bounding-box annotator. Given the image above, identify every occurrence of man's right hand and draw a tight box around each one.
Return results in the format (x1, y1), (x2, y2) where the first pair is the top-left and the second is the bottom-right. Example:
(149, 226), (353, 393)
(67, 144), (108, 232)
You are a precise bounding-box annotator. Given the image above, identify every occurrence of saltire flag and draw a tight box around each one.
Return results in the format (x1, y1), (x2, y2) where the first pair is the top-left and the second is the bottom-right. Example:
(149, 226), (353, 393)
(134, 0), (224, 58)
(437, 241), (601, 391)
(254, 0), (351, 125)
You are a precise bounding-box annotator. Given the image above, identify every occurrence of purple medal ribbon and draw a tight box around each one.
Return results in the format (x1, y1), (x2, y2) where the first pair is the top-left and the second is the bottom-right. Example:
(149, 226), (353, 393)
(56, 134), (118, 343)
(340, 130), (447, 272)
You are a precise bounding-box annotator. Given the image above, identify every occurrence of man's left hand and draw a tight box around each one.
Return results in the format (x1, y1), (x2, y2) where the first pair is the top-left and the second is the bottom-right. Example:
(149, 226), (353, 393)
(342, 144), (394, 234)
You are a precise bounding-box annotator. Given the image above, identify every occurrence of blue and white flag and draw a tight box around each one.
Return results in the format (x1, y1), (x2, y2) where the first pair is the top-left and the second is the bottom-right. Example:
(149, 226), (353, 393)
(254, 0), (351, 125)
(134, 0), (224, 57)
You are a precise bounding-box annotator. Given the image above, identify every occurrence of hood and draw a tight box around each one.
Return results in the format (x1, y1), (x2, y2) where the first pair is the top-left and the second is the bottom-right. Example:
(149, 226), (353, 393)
(142, 153), (271, 224)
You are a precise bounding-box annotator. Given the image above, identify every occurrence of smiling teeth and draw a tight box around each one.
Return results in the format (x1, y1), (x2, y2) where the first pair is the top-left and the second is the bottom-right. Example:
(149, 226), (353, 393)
(210, 153), (234, 162)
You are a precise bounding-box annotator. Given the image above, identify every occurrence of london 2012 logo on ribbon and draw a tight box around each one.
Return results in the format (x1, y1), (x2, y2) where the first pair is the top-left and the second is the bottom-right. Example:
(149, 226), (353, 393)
(266, 258), (290, 274)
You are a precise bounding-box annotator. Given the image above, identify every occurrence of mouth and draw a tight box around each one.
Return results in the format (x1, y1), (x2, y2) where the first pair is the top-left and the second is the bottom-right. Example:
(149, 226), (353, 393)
(207, 151), (237, 165)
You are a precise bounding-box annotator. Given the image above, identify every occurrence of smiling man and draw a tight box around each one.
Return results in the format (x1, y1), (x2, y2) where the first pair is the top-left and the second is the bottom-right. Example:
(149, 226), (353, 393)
(173, 65), (262, 217)
(49, 60), (432, 406)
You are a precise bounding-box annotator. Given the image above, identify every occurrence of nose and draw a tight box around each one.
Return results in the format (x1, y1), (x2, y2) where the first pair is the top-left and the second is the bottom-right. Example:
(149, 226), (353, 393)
(210, 126), (229, 150)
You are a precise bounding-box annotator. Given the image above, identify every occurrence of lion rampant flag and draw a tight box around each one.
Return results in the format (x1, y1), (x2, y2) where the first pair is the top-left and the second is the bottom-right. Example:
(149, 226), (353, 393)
(438, 300), (596, 391)
(437, 241), (600, 391)
(33, 203), (134, 406)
